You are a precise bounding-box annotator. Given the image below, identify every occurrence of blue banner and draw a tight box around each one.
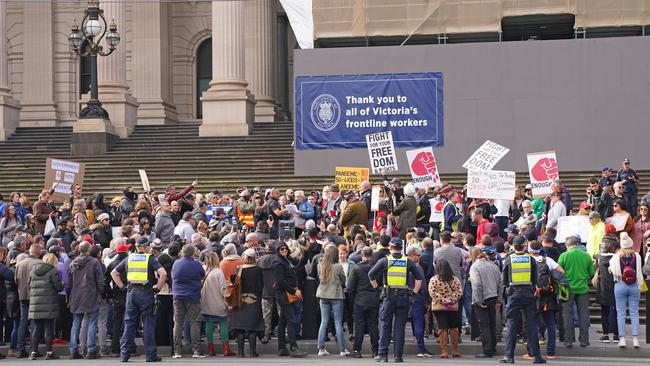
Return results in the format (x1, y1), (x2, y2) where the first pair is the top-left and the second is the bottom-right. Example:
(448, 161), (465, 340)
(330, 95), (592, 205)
(295, 72), (444, 150)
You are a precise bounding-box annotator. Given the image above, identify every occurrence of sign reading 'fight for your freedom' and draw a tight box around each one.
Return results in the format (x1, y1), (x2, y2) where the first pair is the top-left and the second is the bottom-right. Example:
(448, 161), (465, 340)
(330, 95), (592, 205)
(295, 72), (444, 150)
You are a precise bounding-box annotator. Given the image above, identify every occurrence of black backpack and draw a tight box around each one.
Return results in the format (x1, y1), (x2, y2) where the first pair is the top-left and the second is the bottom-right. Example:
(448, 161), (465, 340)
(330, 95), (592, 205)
(537, 259), (554, 294)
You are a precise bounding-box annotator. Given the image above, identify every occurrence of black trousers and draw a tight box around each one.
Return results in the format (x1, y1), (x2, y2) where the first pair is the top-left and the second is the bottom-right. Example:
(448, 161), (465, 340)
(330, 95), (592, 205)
(155, 295), (173, 347)
(353, 305), (379, 354)
(277, 302), (297, 351)
(474, 298), (498, 356)
(55, 294), (71, 340)
(31, 319), (54, 353)
(111, 298), (126, 354)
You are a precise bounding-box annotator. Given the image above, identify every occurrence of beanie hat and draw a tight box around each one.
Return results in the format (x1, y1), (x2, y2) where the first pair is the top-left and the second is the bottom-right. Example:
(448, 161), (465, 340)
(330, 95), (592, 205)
(620, 232), (633, 249)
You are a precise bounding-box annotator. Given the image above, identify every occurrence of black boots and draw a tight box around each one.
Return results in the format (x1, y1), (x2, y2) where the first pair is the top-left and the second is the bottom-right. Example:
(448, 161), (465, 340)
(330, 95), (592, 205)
(237, 333), (246, 358)
(248, 333), (259, 357)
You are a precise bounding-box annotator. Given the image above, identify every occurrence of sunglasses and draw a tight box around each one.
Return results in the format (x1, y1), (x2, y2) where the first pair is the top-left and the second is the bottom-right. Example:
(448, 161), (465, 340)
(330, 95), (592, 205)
(279, 247), (288, 251)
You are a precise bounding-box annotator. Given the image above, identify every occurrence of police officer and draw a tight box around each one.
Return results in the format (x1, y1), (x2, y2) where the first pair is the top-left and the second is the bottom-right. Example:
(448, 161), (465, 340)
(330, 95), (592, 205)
(111, 237), (167, 362)
(369, 237), (423, 363)
(617, 158), (640, 216)
(500, 236), (545, 364)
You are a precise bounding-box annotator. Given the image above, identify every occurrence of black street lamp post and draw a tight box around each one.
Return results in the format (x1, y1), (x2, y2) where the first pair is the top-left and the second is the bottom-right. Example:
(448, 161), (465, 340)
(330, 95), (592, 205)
(67, 0), (120, 119)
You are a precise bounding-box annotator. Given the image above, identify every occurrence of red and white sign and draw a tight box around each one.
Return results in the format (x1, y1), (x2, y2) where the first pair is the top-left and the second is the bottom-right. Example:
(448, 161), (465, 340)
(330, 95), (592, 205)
(527, 151), (559, 197)
(406, 147), (441, 188)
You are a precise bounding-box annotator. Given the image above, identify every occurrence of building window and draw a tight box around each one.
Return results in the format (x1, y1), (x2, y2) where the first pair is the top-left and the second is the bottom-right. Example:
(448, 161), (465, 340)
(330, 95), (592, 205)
(79, 41), (91, 97)
(196, 38), (212, 119)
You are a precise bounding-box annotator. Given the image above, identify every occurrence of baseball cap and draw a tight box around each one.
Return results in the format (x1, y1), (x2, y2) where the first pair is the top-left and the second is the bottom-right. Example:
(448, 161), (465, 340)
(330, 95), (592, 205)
(579, 201), (590, 210)
(330, 184), (340, 193)
(48, 246), (61, 255)
(135, 236), (150, 247)
(389, 237), (404, 249)
(390, 178), (401, 185)
(115, 244), (132, 253)
(505, 224), (519, 234)
(15, 225), (25, 233)
(524, 184), (532, 190)
(97, 213), (110, 222)
(512, 235), (526, 247)
(601, 166), (610, 172)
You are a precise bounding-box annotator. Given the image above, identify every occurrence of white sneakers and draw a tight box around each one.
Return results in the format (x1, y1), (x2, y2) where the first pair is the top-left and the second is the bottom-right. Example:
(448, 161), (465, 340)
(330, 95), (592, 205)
(172, 353), (182, 358)
(340, 350), (350, 356)
(619, 336), (641, 348)
(318, 349), (330, 356)
(633, 337), (640, 349)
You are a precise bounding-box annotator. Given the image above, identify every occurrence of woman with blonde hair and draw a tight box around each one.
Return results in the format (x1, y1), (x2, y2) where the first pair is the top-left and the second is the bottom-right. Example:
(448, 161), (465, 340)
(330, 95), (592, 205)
(72, 199), (88, 235)
(609, 232), (644, 348)
(315, 244), (348, 356)
(229, 249), (264, 357)
(201, 252), (235, 357)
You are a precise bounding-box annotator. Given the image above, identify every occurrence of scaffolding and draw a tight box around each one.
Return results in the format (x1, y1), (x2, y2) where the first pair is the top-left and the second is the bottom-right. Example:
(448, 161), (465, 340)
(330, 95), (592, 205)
(313, 0), (650, 40)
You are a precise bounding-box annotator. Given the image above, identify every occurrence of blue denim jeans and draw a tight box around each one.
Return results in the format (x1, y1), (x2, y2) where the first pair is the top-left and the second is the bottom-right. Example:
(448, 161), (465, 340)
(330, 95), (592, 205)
(410, 302), (427, 353)
(318, 299), (345, 352)
(69, 310), (99, 354)
(10, 317), (19, 349)
(17, 301), (29, 353)
(614, 282), (640, 337)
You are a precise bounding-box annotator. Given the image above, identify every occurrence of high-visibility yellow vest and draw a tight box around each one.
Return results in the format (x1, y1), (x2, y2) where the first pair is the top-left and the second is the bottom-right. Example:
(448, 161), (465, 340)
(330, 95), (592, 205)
(127, 253), (150, 284)
(510, 254), (532, 286)
(440, 201), (458, 231)
(236, 205), (255, 228)
(386, 254), (408, 289)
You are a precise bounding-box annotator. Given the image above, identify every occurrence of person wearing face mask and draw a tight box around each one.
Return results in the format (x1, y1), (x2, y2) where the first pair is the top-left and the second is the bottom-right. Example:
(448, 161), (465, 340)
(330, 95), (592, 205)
(119, 187), (138, 219)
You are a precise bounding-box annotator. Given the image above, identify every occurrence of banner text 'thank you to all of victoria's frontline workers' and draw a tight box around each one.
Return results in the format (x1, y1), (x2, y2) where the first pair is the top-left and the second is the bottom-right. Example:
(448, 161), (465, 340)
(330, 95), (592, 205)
(343, 94), (429, 129)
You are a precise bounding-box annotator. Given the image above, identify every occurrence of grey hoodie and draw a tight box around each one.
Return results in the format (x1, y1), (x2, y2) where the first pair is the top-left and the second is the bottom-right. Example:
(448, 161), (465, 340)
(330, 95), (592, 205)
(469, 258), (503, 305)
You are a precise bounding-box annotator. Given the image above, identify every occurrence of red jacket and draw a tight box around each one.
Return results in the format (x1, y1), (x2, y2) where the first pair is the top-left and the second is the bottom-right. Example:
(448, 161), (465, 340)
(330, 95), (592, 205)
(164, 183), (194, 203)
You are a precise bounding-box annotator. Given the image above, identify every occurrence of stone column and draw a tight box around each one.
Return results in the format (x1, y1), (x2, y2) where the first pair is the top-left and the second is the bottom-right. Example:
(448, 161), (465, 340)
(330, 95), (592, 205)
(245, 0), (279, 122)
(276, 13), (290, 121)
(20, 1), (57, 126)
(0, 1), (20, 140)
(200, 0), (255, 136)
(97, 1), (138, 138)
(131, 1), (177, 125)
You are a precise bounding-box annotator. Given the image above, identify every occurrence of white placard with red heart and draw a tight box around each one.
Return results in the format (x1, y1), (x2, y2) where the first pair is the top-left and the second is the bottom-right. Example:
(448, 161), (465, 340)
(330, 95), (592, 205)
(527, 151), (559, 197)
(406, 147), (441, 188)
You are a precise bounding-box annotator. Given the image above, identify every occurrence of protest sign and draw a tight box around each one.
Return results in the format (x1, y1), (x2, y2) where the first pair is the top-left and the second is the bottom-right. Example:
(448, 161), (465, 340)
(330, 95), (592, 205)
(555, 216), (592, 243)
(466, 169), (516, 200)
(606, 215), (630, 232)
(206, 205), (233, 222)
(138, 169), (151, 192)
(527, 151), (559, 197)
(366, 131), (398, 174)
(295, 72), (444, 150)
(44, 158), (86, 201)
(406, 147), (441, 188)
(462, 140), (510, 171)
(370, 185), (381, 212)
(335, 167), (369, 191)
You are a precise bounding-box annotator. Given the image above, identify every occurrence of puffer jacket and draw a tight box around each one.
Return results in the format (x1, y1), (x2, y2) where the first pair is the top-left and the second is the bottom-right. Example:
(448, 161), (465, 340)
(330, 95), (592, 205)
(28, 263), (63, 319)
(1, 263), (18, 318)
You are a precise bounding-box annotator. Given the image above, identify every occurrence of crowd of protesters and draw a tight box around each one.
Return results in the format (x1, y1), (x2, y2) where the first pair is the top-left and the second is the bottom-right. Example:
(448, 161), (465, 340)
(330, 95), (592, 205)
(0, 158), (648, 363)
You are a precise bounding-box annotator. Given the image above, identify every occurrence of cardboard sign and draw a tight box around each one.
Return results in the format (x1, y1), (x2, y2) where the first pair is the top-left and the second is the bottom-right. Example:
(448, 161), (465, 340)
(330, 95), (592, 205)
(527, 151), (559, 197)
(138, 169), (151, 192)
(335, 167), (369, 191)
(370, 185), (382, 212)
(366, 131), (398, 174)
(462, 140), (510, 171)
(406, 147), (441, 188)
(606, 214), (630, 232)
(44, 158), (86, 201)
(466, 169), (516, 200)
(555, 216), (592, 243)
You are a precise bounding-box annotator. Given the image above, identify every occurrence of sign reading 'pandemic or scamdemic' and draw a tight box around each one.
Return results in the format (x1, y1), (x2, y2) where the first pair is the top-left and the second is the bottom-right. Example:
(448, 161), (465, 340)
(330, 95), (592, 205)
(295, 72), (444, 150)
